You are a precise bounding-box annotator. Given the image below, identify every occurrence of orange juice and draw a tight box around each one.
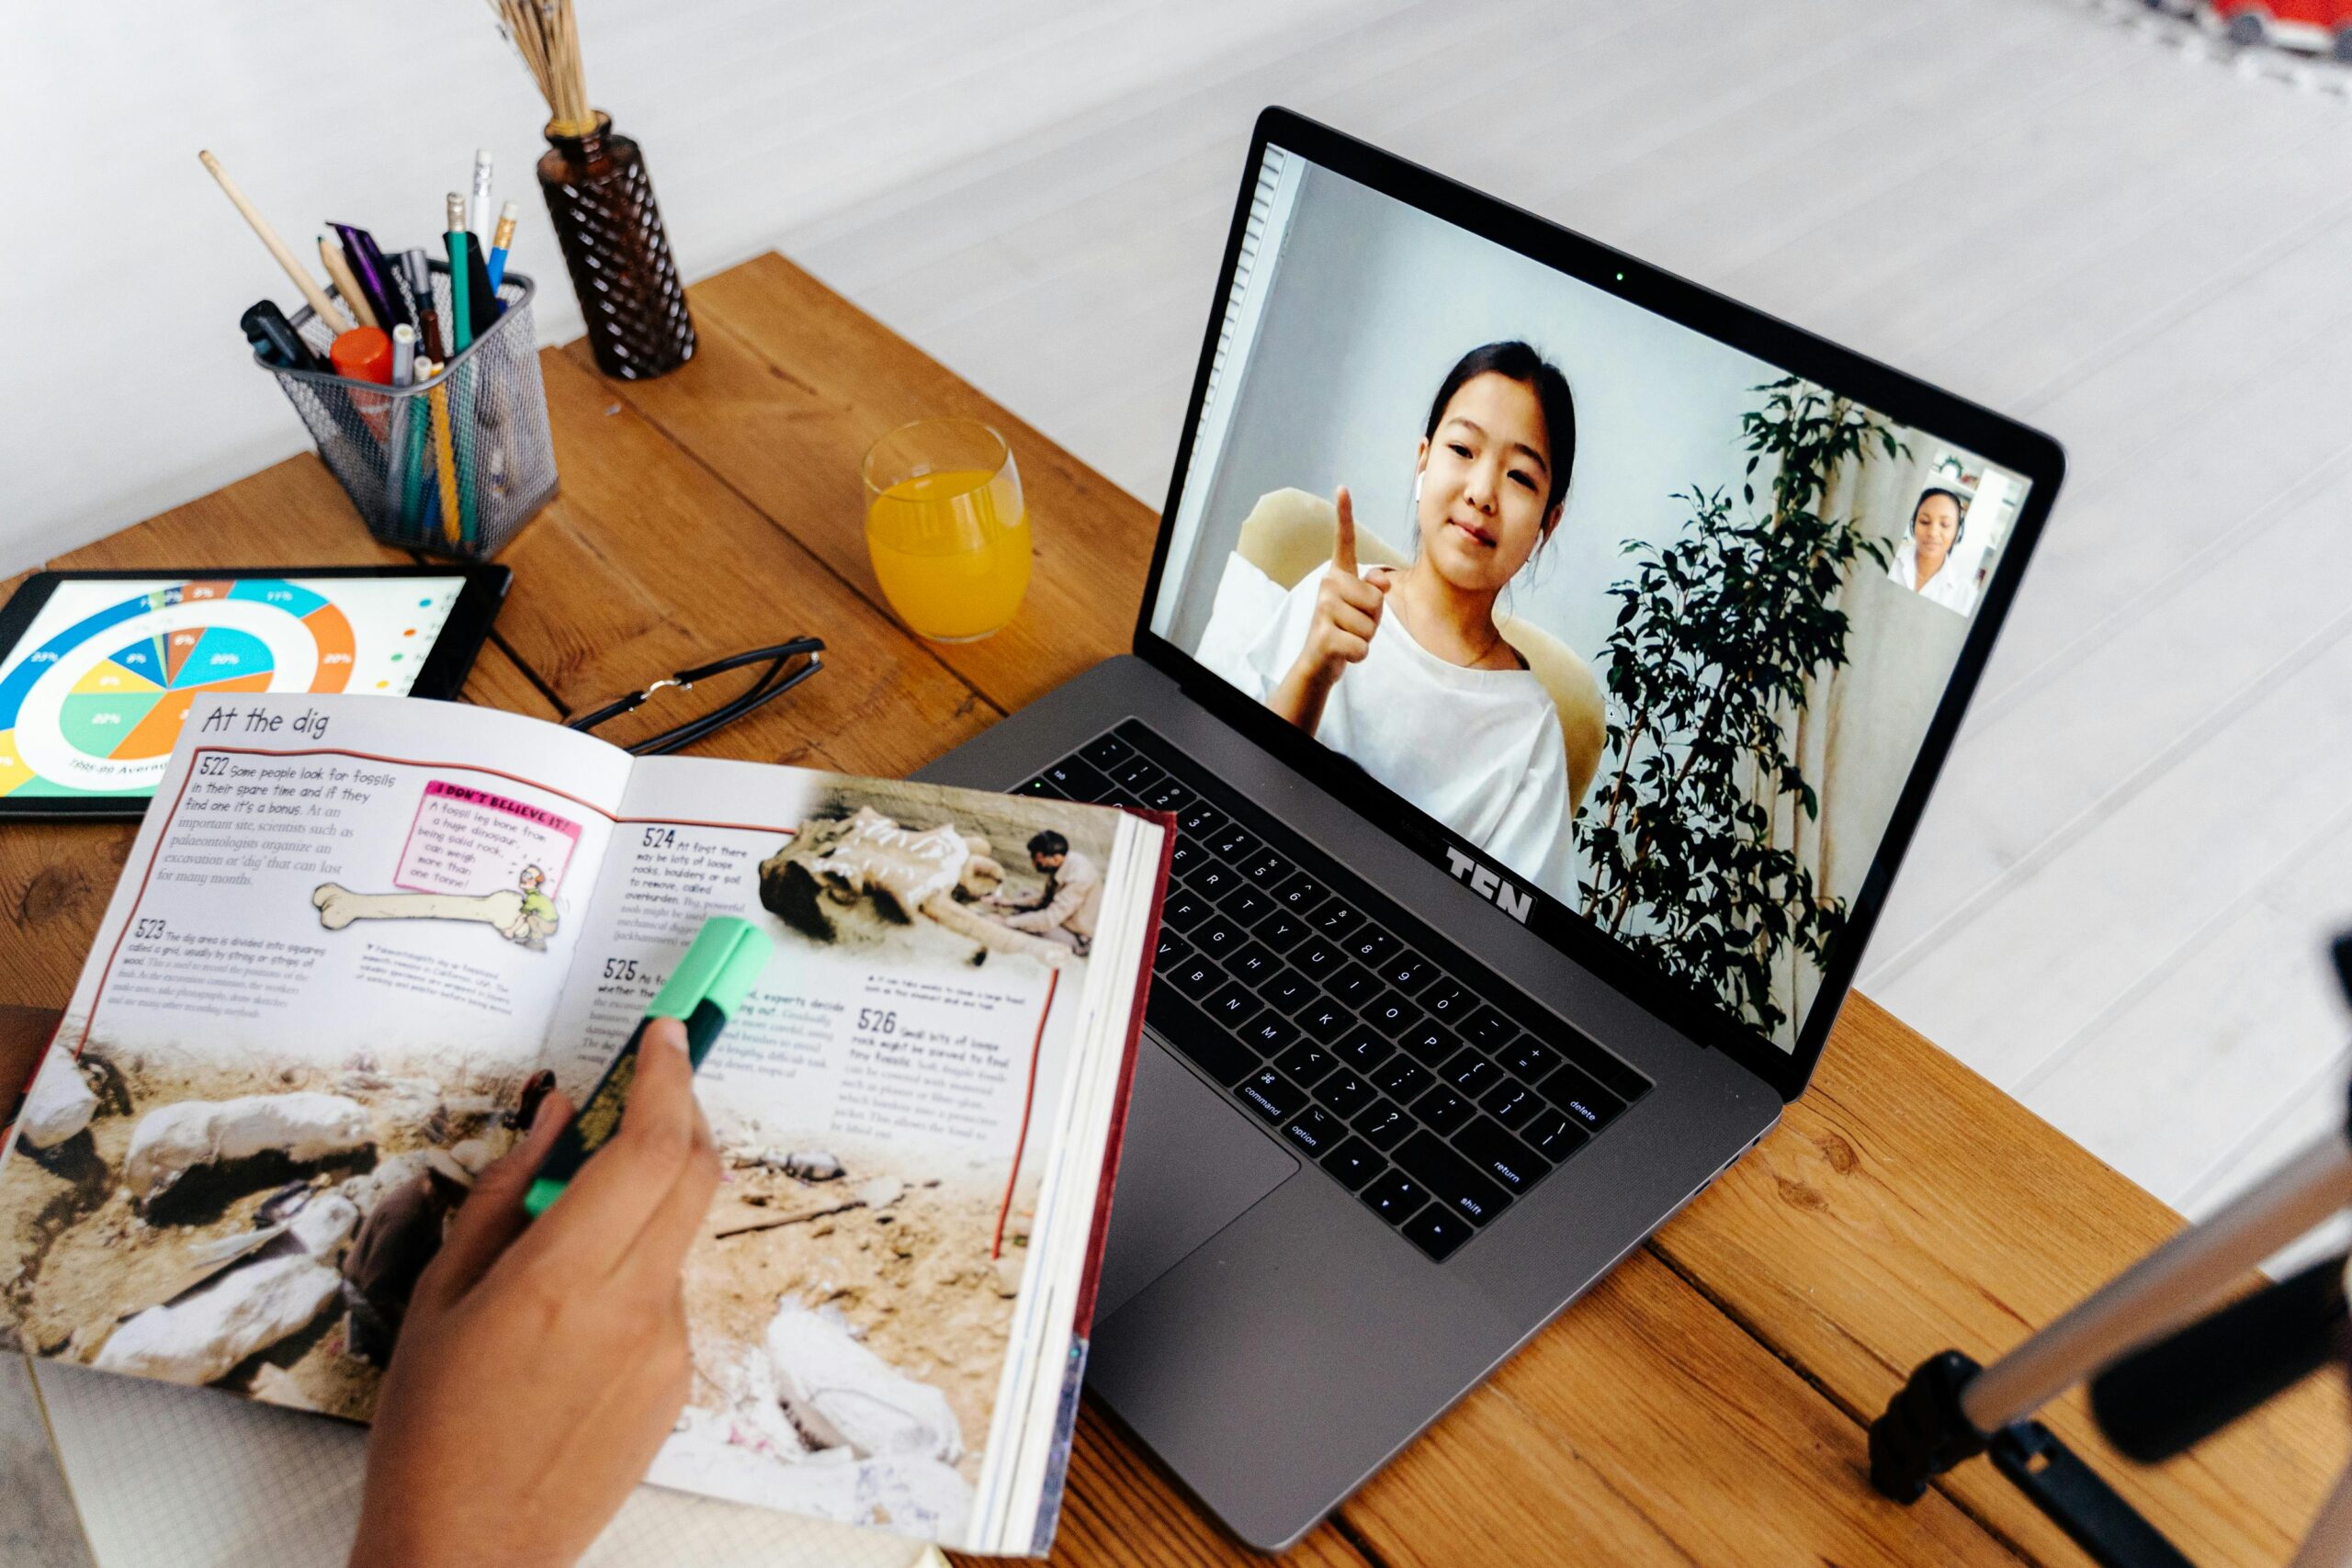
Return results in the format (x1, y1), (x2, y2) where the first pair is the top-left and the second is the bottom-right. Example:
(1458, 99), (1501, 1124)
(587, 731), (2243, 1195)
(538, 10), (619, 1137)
(865, 466), (1032, 641)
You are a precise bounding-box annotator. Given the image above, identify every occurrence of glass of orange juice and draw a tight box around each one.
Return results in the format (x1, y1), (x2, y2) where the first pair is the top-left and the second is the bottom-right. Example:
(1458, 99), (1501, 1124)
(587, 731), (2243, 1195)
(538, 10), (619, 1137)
(861, 419), (1033, 642)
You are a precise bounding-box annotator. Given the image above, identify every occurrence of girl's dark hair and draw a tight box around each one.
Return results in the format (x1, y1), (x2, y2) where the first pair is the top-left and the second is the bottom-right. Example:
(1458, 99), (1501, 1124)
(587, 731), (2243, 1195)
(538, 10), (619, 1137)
(1423, 341), (1578, 515)
(1914, 486), (1968, 544)
(1027, 829), (1069, 859)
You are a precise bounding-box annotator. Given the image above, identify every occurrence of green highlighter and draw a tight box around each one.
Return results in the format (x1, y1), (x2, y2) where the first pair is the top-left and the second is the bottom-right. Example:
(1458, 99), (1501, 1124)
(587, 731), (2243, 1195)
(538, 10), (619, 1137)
(524, 916), (771, 1217)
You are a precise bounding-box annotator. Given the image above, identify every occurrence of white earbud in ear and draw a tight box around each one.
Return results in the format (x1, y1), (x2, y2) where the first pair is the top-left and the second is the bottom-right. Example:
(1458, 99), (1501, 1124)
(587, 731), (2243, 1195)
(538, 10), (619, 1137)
(1412, 473), (1423, 502)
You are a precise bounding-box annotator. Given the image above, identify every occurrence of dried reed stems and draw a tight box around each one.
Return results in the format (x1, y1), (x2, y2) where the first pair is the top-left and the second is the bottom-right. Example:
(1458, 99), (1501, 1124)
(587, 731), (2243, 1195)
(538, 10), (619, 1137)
(490, 0), (592, 135)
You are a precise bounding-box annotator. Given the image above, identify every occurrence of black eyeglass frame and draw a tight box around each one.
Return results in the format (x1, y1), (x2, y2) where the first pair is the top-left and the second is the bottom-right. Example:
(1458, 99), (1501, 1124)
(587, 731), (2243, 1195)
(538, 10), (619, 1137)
(565, 637), (825, 756)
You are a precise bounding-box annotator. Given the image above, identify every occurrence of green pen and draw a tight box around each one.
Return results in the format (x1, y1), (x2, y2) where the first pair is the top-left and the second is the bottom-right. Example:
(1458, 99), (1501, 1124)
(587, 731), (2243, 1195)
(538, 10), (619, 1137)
(443, 194), (478, 547)
(525, 916), (771, 1216)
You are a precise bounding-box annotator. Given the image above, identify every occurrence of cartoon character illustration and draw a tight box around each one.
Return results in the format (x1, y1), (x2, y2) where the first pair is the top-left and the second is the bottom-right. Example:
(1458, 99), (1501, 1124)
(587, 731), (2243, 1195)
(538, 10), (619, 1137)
(497, 865), (559, 948)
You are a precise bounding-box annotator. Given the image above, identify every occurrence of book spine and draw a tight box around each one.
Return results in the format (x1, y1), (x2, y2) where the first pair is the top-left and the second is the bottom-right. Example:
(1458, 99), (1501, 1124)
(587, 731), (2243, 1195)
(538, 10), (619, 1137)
(1067, 807), (1175, 1337)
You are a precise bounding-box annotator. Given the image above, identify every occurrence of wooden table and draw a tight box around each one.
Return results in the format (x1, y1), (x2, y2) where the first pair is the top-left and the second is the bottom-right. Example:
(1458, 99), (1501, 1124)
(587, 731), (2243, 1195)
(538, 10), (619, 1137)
(4, 254), (2344, 1567)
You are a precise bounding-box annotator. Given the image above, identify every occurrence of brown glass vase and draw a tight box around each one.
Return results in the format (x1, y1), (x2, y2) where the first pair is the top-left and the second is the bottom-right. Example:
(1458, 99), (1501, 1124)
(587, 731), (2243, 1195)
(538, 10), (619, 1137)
(537, 113), (695, 380)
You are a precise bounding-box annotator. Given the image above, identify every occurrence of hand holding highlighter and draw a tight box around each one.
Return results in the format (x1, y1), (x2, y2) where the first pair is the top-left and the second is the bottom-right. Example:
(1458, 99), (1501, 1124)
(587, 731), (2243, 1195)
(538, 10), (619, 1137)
(524, 916), (771, 1216)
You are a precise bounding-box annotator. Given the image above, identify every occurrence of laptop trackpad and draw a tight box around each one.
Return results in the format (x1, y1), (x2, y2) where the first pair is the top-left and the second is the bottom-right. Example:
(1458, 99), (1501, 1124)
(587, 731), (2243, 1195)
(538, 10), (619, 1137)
(1094, 1041), (1298, 1324)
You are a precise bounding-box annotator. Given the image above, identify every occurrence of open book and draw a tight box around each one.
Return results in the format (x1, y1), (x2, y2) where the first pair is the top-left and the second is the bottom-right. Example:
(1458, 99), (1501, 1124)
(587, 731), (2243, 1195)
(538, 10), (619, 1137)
(0, 694), (1168, 1561)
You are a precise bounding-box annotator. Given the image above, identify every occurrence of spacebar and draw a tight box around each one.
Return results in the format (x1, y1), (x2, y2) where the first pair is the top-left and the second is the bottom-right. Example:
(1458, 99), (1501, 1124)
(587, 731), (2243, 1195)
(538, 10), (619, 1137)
(1147, 987), (1257, 1088)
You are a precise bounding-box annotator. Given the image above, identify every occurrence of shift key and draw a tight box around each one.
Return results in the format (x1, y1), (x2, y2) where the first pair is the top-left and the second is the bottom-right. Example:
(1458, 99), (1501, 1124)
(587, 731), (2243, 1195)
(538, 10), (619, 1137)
(1395, 1131), (1511, 1225)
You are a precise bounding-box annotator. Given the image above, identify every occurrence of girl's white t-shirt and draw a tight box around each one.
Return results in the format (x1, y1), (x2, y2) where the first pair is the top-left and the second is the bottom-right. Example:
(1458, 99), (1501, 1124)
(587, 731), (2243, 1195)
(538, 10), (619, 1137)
(1194, 555), (1578, 904)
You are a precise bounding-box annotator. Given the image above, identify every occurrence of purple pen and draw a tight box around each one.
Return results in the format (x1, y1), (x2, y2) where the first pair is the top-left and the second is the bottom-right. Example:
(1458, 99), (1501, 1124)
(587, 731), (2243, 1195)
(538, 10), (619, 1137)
(329, 222), (405, 333)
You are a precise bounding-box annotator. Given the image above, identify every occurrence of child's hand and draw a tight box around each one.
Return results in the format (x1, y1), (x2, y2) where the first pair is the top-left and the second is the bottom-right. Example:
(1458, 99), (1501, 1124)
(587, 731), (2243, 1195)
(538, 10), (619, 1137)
(347, 1019), (720, 1568)
(1299, 488), (1389, 677)
(1271, 488), (1391, 735)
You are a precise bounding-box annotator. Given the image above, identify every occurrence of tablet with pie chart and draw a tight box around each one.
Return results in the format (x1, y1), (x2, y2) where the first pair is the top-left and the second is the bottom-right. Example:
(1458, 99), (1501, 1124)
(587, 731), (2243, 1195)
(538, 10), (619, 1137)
(0, 566), (507, 817)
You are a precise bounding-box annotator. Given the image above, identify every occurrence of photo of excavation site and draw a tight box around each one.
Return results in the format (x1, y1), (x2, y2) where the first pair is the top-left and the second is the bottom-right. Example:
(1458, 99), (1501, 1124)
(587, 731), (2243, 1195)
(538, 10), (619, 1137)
(752, 777), (1120, 973)
(0, 1037), (536, 1417)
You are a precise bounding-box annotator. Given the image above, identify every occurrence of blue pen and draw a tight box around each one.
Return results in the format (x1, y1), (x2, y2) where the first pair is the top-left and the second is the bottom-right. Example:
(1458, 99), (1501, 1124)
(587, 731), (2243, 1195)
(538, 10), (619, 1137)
(486, 199), (518, 292)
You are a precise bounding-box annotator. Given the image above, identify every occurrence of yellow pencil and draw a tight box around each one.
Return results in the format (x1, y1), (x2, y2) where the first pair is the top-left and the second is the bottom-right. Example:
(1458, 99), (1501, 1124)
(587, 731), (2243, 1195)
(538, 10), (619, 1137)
(424, 363), (461, 546)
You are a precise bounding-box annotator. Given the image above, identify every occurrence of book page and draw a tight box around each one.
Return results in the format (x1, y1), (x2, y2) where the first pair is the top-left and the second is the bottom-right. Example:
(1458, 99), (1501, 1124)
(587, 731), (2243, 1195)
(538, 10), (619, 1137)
(0, 694), (630, 1427)
(542, 756), (1148, 1552)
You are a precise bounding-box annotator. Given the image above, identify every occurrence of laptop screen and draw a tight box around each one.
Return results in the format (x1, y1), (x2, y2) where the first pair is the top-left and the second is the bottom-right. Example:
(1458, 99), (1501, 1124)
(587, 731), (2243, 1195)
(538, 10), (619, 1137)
(1146, 139), (2041, 1054)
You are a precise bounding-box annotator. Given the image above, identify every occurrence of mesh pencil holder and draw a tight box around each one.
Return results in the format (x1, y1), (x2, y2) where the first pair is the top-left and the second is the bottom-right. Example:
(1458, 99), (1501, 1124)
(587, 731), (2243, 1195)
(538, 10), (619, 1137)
(258, 264), (558, 559)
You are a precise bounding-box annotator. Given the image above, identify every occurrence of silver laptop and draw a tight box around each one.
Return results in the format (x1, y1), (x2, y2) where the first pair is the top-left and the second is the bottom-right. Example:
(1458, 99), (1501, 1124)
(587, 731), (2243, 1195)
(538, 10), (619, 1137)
(917, 108), (2064, 1551)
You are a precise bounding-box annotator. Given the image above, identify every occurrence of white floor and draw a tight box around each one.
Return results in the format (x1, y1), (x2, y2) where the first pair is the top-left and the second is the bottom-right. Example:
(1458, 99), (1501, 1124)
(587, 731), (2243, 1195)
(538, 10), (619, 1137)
(779, 0), (2352, 1241)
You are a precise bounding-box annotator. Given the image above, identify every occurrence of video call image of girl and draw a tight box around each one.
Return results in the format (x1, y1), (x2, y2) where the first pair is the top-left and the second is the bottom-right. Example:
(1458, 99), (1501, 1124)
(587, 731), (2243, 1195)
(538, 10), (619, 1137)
(1885, 485), (1977, 615)
(1197, 341), (1589, 903)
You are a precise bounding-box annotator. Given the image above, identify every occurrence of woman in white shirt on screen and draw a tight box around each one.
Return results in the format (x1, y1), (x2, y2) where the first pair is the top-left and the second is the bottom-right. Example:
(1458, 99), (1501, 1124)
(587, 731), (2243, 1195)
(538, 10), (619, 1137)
(1197, 341), (1580, 902)
(1884, 486), (1978, 615)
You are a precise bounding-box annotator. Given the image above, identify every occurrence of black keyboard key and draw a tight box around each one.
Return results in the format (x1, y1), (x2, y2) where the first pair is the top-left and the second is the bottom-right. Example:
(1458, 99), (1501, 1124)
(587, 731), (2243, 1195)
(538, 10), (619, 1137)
(1139, 776), (1194, 814)
(1273, 1039), (1337, 1088)
(1220, 884), (1274, 925)
(1320, 1136), (1384, 1191)
(1225, 942), (1279, 986)
(1462, 1006), (1518, 1050)
(1330, 1029), (1393, 1072)
(1148, 991), (1256, 1087)
(1413, 1085), (1476, 1134)
(1325, 964), (1381, 1007)
(1201, 982), (1259, 1027)
(1176, 799), (1226, 838)
(1190, 859), (1241, 900)
(1238, 1011), (1297, 1056)
(1403, 1206), (1473, 1261)
(1292, 938), (1346, 979)
(1272, 872), (1326, 913)
(1193, 917), (1244, 959)
(1112, 753), (1163, 793)
(1282, 1105), (1346, 1157)
(1539, 1062), (1625, 1133)
(1167, 955), (1224, 999)
(1441, 1050), (1501, 1099)
(1013, 774), (1067, 799)
(1162, 890), (1213, 932)
(1351, 1099), (1412, 1150)
(1342, 926), (1401, 968)
(1521, 1110), (1589, 1161)
(1238, 1066), (1305, 1124)
(1479, 1079), (1541, 1129)
(1499, 1033), (1561, 1085)
(1380, 953), (1438, 994)
(1419, 981), (1471, 1022)
(1166, 839), (1205, 879)
(1240, 847), (1293, 885)
(1042, 757), (1110, 798)
(1313, 1070), (1378, 1119)
(1297, 999), (1351, 1043)
(1079, 733), (1130, 770)
(1309, 898), (1363, 938)
(1374, 1056), (1434, 1104)
(1152, 931), (1190, 969)
(1254, 908), (1309, 952)
(1453, 1116), (1552, 1195)
(1259, 967), (1318, 1014)
(1363, 989), (1422, 1037)
(1396, 1021), (1460, 1067)
(1207, 821), (1261, 863)
(1359, 1168), (1426, 1223)
(1396, 1131), (1511, 1225)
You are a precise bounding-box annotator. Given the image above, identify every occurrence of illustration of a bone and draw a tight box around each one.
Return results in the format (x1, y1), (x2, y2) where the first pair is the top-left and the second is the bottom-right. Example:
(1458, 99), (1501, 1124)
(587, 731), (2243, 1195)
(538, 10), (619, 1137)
(311, 883), (553, 947)
(758, 807), (1073, 967)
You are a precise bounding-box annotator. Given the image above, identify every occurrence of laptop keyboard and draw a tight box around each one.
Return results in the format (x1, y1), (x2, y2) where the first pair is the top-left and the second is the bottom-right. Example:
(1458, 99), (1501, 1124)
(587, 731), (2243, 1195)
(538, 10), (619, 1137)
(1014, 722), (1650, 1263)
